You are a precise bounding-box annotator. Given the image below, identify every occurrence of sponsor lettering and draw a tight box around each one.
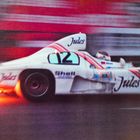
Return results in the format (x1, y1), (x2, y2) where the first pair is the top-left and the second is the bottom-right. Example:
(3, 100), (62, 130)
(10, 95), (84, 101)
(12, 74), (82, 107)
(93, 71), (113, 81)
(93, 73), (100, 80)
(67, 37), (85, 47)
(0, 73), (17, 83)
(114, 76), (140, 92)
(106, 62), (113, 65)
(55, 71), (75, 79)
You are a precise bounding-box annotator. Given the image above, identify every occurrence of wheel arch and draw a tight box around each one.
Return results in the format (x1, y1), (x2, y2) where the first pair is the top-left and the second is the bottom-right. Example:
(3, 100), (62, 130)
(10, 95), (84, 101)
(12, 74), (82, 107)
(19, 69), (56, 93)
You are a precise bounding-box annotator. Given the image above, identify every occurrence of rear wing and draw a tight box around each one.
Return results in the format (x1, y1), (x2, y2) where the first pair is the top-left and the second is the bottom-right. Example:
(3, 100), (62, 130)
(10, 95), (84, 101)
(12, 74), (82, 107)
(49, 33), (86, 51)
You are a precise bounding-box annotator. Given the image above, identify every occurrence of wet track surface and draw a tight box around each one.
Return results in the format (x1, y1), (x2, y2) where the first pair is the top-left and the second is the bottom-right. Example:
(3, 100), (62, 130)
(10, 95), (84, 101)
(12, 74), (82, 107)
(1, 95), (140, 140)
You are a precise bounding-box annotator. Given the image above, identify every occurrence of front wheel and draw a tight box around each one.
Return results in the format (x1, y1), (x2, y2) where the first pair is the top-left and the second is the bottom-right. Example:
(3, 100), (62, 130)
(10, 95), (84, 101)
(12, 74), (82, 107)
(20, 71), (54, 102)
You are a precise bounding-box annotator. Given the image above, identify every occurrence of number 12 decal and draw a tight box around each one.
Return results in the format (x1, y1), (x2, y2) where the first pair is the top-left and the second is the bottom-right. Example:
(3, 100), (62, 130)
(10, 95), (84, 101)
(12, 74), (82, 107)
(57, 52), (72, 64)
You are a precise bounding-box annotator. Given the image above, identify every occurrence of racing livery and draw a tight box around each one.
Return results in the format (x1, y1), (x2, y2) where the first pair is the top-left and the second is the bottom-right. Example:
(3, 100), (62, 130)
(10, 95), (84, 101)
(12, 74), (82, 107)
(0, 33), (140, 101)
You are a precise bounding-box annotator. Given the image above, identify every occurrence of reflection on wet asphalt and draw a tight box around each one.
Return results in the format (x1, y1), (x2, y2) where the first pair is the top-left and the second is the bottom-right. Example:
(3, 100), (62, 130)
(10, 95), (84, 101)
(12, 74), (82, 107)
(1, 95), (140, 140)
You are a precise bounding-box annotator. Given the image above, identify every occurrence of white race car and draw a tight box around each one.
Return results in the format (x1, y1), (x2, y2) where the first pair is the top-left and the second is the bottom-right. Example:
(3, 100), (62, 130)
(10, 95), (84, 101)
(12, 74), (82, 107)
(0, 33), (140, 101)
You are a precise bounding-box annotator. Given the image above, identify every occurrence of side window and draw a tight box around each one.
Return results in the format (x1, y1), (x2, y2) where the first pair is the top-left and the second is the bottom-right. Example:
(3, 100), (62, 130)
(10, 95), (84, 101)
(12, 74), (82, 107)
(48, 52), (80, 65)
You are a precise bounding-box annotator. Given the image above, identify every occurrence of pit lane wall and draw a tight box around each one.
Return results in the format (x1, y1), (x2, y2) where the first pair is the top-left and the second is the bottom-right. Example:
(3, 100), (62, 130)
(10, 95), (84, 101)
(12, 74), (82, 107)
(0, 0), (139, 60)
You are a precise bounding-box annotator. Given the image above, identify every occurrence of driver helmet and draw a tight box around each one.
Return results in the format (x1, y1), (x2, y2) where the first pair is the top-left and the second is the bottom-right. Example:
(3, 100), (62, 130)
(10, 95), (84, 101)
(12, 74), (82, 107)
(96, 50), (111, 61)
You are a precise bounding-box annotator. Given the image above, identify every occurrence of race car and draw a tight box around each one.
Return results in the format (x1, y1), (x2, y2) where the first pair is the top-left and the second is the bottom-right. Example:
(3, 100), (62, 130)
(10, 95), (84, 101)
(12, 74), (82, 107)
(0, 33), (140, 101)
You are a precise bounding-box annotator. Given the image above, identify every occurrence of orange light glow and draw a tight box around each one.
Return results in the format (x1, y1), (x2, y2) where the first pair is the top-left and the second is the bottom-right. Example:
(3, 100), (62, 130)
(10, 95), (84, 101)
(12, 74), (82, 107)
(0, 87), (17, 104)
(0, 81), (27, 105)
(0, 88), (14, 95)
(14, 80), (24, 98)
(0, 96), (19, 104)
(0, 89), (3, 94)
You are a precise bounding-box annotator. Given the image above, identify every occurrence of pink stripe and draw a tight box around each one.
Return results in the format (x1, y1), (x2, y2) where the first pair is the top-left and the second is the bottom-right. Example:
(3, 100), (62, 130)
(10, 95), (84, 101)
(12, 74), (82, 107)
(86, 54), (104, 69)
(130, 69), (140, 78)
(85, 56), (104, 69)
(55, 43), (69, 52)
(48, 43), (70, 52)
(48, 45), (64, 52)
(76, 52), (104, 69)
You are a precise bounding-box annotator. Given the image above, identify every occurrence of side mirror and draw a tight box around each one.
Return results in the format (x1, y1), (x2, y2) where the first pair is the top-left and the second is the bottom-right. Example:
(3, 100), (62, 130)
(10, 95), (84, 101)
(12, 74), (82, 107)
(120, 58), (126, 67)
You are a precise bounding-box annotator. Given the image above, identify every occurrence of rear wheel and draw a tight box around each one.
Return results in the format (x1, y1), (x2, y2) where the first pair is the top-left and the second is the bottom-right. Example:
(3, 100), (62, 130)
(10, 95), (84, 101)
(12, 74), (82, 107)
(20, 70), (54, 102)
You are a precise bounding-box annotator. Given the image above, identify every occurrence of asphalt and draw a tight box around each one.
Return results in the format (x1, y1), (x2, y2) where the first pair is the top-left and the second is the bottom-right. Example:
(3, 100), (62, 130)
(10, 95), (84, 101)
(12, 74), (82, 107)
(1, 95), (140, 140)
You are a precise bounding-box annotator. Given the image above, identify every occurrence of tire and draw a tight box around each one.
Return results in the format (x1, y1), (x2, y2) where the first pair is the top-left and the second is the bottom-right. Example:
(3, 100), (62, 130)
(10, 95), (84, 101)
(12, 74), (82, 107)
(20, 70), (54, 102)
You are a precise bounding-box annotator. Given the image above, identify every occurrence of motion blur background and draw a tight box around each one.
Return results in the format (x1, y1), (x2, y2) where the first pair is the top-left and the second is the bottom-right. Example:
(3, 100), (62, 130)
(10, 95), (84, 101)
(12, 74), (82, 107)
(0, 0), (139, 62)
